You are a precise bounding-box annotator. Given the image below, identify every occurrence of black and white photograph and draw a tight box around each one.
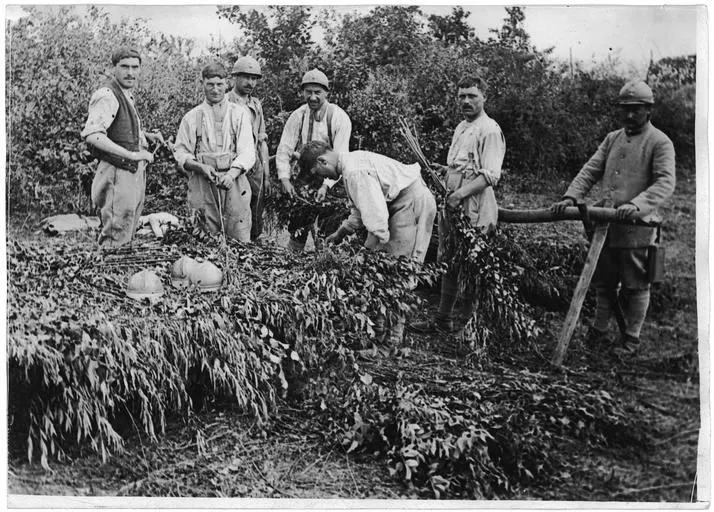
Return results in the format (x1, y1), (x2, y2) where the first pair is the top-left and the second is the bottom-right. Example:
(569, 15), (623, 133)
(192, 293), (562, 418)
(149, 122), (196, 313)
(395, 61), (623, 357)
(4, 2), (707, 507)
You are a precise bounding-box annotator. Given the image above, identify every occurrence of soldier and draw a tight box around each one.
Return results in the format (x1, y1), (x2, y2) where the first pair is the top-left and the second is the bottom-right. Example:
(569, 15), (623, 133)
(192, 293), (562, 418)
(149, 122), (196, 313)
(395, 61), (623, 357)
(551, 80), (676, 354)
(298, 141), (437, 262)
(275, 69), (352, 252)
(411, 75), (506, 334)
(227, 56), (271, 240)
(173, 63), (256, 242)
(82, 47), (164, 247)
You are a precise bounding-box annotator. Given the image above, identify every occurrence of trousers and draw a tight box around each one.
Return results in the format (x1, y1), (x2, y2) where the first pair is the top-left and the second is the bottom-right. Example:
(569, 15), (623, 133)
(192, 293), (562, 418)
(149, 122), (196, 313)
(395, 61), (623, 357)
(188, 171), (252, 242)
(91, 160), (146, 247)
(365, 179), (437, 263)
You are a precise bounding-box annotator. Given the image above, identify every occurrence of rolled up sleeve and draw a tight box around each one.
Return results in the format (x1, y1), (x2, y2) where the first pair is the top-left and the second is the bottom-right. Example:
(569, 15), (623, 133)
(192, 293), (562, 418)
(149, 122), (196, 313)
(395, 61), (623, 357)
(81, 88), (118, 139)
(478, 128), (506, 186)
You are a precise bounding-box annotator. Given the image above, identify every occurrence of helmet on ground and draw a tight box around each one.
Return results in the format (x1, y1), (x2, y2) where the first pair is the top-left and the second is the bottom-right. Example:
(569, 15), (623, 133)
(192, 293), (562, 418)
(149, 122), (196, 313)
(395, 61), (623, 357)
(301, 68), (329, 91)
(189, 259), (223, 292)
(171, 256), (197, 288)
(126, 270), (164, 300)
(232, 56), (262, 78)
(617, 80), (654, 105)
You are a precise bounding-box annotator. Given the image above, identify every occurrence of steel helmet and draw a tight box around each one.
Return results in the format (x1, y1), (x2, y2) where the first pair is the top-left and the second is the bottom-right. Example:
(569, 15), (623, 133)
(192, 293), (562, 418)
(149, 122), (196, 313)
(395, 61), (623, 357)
(126, 270), (164, 300)
(232, 56), (262, 78)
(189, 259), (223, 293)
(301, 68), (329, 91)
(171, 255), (197, 288)
(617, 80), (654, 105)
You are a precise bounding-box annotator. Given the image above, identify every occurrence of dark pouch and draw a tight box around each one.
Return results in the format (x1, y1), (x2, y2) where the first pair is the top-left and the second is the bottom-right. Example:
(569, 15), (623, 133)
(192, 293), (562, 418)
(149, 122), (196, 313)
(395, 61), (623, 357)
(647, 226), (665, 284)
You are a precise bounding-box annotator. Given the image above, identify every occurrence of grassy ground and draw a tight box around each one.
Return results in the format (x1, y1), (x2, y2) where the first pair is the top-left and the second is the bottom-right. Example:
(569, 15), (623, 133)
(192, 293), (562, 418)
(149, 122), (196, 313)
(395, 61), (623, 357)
(7, 171), (701, 501)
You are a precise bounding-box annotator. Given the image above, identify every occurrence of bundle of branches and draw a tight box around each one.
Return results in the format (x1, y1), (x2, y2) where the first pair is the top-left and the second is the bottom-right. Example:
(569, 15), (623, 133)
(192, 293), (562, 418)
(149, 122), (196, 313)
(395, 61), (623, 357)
(263, 181), (349, 241)
(398, 117), (446, 200)
(439, 211), (541, 353)
(325, 364), (646, 499)
(8, 225), (441, 467)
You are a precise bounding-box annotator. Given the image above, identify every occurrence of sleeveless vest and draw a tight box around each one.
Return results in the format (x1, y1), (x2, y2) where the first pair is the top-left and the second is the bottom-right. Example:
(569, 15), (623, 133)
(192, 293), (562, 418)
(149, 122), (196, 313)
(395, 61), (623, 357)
(91, 79), (141, 172)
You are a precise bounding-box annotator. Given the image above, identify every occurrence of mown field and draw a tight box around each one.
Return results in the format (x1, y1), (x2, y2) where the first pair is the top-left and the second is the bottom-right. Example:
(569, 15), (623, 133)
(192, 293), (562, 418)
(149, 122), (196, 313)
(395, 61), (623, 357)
(7, 170), (700, 502)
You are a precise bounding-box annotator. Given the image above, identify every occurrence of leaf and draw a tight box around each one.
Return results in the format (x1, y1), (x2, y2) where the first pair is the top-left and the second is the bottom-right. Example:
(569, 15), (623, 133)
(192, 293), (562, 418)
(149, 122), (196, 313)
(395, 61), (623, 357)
(360, 373), (373, 385)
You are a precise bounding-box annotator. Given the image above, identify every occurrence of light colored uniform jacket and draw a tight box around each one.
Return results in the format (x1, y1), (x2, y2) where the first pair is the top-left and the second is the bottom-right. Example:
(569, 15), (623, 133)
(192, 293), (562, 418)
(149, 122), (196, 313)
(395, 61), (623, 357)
(338, 151), (437, 263)
(565, 122), (676, 248)
(174, 99), (256, 241)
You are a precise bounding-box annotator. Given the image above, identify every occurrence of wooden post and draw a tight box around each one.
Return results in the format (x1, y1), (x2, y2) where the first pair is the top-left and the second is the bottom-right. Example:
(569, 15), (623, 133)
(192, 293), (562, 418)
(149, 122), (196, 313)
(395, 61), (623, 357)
(551, 223), (609, 366)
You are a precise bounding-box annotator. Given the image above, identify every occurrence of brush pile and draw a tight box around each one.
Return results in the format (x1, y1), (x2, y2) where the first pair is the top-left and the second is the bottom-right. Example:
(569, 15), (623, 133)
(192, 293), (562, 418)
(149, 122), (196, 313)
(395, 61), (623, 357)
(7, 225), (440, 468)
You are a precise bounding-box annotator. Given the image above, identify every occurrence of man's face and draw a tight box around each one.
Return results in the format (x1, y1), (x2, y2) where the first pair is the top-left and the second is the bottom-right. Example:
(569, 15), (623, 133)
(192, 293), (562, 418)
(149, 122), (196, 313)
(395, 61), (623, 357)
(302, 85), (328, 111)
(311, 155), (338, 180)
(457, 86), (485, 121)
(114, 57), (141, 89)
(203, 76), (227, 105)
(233, 73), (259, 96)
(618, 104), (650, 133)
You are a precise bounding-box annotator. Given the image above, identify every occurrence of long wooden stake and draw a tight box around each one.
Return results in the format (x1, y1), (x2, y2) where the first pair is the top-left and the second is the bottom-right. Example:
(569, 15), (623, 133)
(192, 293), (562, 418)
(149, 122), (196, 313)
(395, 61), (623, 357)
(551, 223), (609, 366)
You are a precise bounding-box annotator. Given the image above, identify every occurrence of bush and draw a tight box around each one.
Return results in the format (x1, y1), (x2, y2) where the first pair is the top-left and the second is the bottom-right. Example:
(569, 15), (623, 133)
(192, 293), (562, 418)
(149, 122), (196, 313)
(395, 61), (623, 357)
(6, 6), (200, 216)
(326, 365), (645, 498)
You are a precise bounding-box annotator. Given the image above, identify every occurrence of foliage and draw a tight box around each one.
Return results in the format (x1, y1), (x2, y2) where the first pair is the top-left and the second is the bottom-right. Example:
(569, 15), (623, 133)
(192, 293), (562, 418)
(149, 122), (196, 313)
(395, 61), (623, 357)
(6, 6), (200, 215)
(440, 212), (541, 351)
(326, 365), (644, 498)
(647, 55), (696, 168)
(8, 225), (441, 467)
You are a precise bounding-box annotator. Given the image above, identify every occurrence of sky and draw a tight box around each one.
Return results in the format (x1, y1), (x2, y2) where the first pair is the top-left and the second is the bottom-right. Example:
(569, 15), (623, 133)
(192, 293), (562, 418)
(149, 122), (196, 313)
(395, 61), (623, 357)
(4, 3), (702, 72)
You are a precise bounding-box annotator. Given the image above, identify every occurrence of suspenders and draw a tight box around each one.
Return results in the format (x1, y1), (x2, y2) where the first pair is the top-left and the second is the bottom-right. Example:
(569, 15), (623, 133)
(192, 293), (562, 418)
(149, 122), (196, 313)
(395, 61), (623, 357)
(299, 104), (334, 148)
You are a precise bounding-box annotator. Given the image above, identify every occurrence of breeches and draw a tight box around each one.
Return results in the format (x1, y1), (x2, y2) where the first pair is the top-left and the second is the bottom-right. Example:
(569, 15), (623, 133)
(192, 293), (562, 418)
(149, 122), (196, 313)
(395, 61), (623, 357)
(91, 160), (146, 247)
(188, 172), (252, 242)
(366, 179), (437, 263)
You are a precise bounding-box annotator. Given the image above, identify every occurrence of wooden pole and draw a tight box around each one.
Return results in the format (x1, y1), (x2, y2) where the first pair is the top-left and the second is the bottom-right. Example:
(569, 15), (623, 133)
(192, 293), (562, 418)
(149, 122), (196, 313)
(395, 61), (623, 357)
(551, 223), (609, 366)
(498, 206), (658, 227)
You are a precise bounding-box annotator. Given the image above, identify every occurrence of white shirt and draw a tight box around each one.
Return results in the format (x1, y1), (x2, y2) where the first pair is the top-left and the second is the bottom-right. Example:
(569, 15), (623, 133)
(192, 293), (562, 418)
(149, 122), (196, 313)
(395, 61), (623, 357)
(339, 151), (421, 244)
(276, 102), (351, 180)
(446, 111), (505, 186)
(173, 99), (255, 172)
(81, 86), (147, 146)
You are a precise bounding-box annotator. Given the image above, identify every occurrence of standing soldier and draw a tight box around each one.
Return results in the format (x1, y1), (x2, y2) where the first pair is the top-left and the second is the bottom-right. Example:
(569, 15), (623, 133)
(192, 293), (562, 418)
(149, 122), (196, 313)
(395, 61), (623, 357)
(227, 56), (271, 240)
(411, 75), (506, 334)
(173, 63), (256, 242)
(551, 80), (675, 354)
(82, 47), (164, 247)
(275, 68), (352, 252)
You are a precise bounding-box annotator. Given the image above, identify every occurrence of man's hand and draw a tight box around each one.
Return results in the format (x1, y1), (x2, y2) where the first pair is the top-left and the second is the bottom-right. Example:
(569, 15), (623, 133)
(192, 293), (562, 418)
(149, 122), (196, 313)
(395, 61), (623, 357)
(551, 198), (575, 215)
(315, 185), (328, 202)
(326, 228), (347, 245)
(216, 168), (240, 189)
(616, 203), (639, 221)
(133, 149), (155, 163)
(145, 131), (166, 146)
(446, 189), (464, 210)
(281, 179), (296, 198)
(200, 163), (218, 183)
